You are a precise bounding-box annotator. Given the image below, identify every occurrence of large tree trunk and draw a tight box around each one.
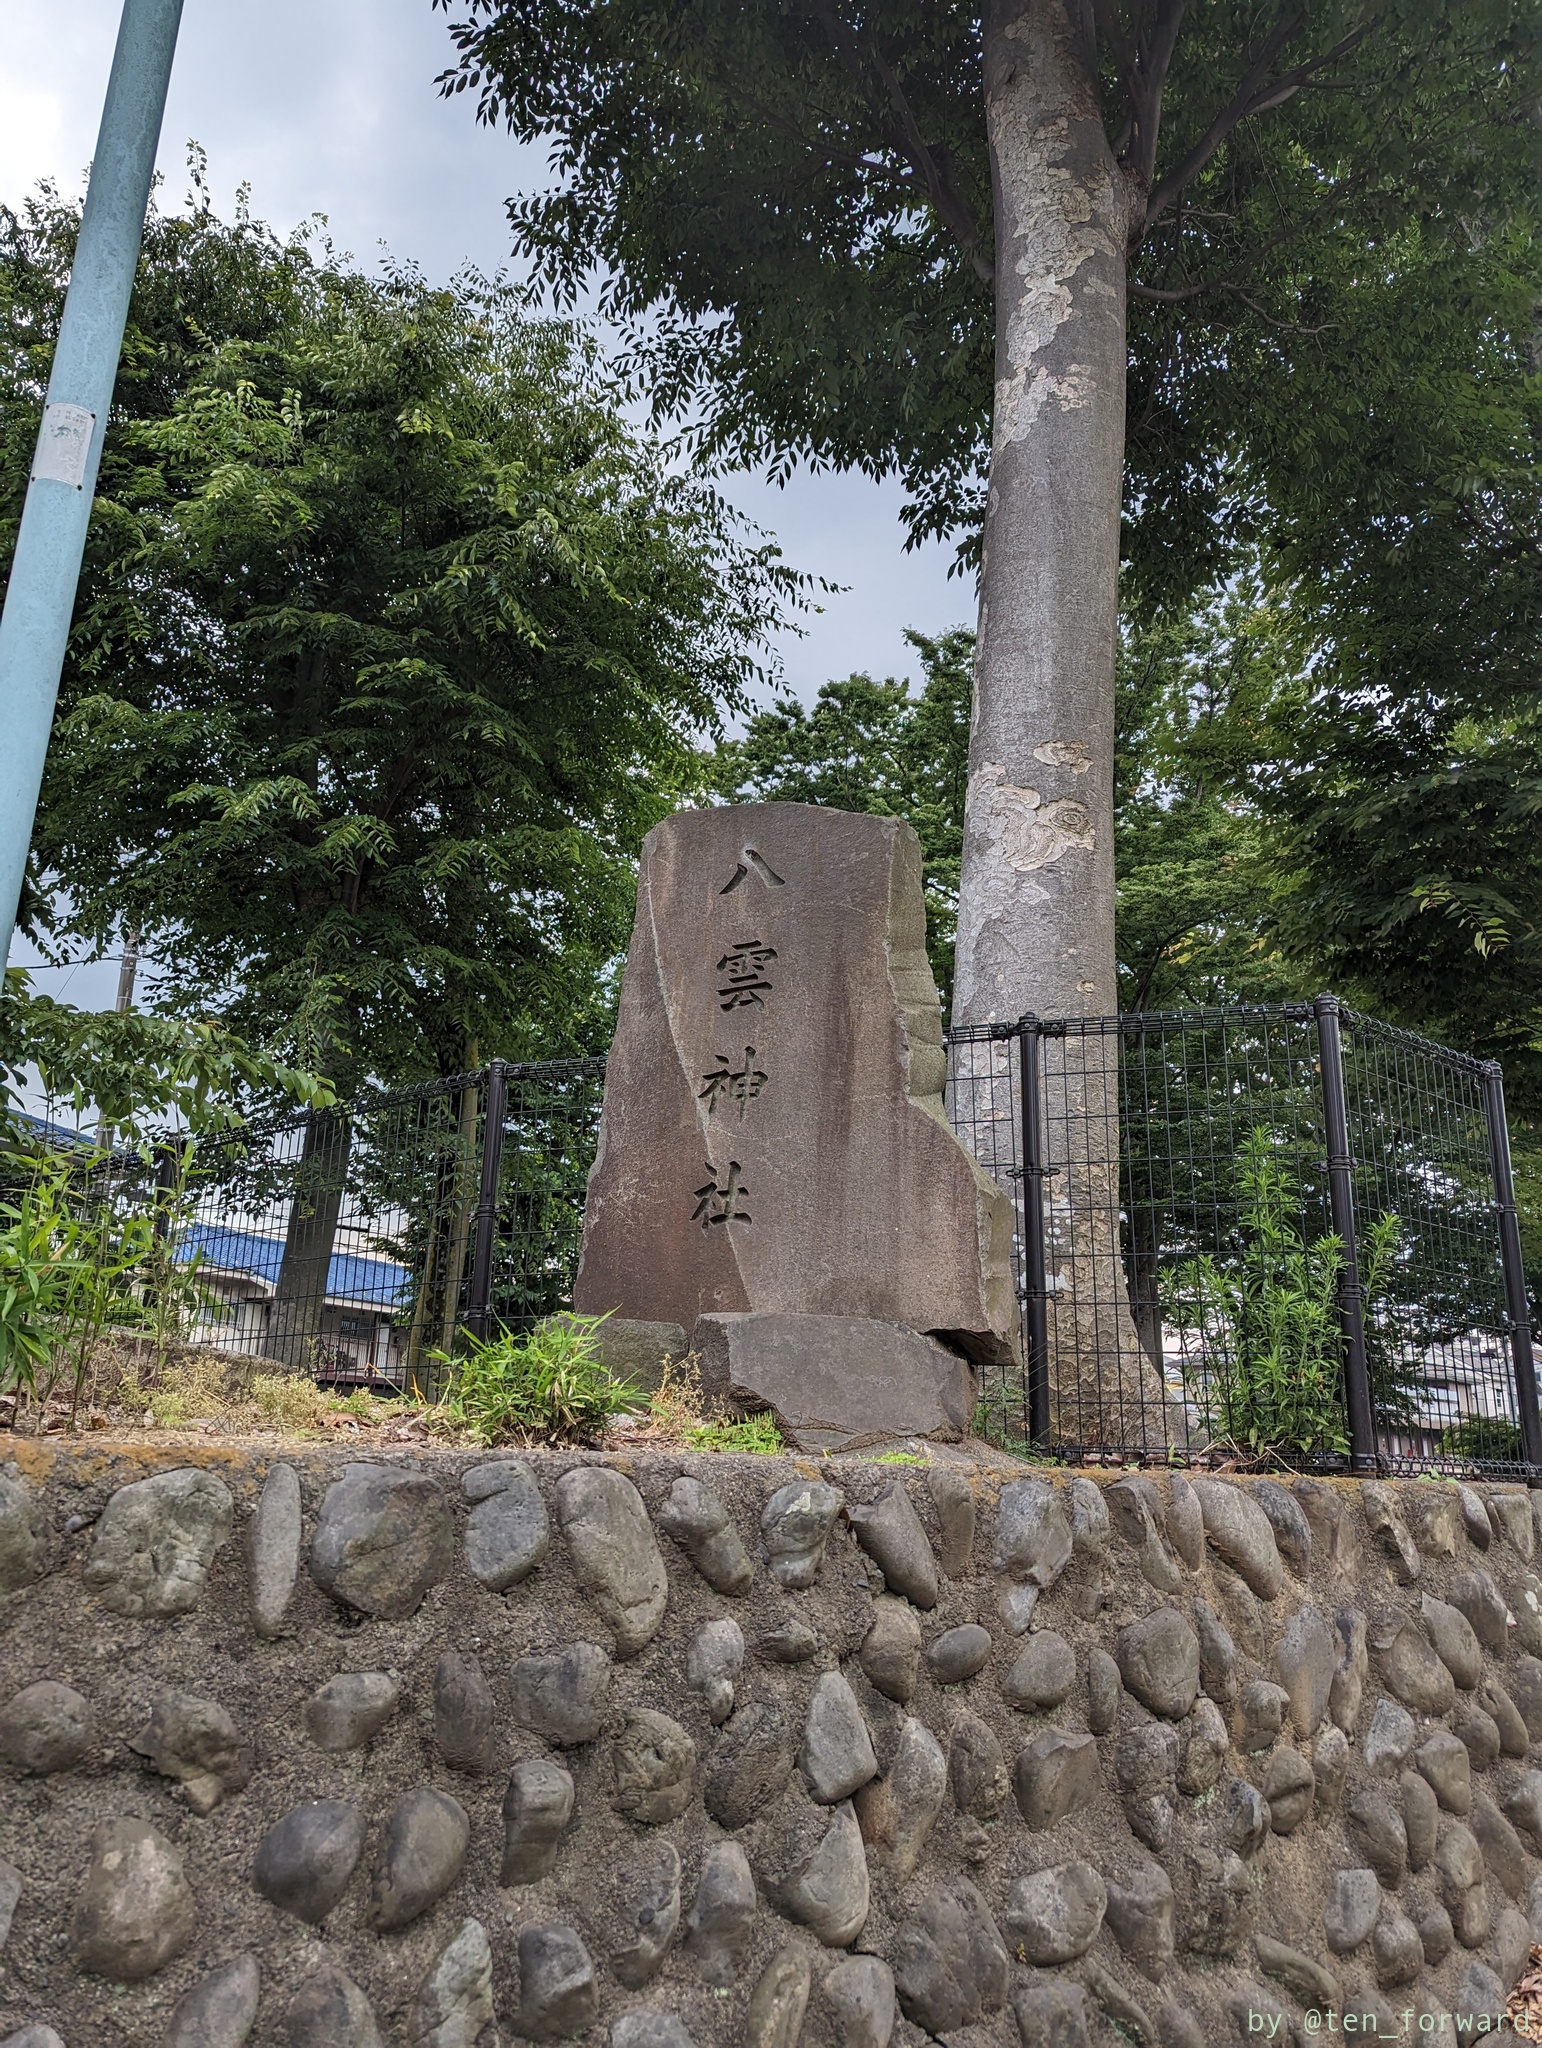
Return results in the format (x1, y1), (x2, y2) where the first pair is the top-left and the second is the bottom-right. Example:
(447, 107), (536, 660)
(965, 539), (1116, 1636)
(951, 0), (1168, 1450)
(264, 1110), (352, 1373)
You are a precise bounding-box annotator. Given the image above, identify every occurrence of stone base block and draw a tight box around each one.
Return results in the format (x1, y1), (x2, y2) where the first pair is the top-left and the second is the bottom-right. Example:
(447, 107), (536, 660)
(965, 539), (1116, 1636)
(592, 1319), (686, 1401)
(693, 1312), (976, 1453)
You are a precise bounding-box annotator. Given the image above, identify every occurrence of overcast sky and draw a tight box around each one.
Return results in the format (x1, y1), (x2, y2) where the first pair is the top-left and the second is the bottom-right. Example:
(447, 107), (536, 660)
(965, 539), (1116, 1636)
(2, 0), (974, 1021)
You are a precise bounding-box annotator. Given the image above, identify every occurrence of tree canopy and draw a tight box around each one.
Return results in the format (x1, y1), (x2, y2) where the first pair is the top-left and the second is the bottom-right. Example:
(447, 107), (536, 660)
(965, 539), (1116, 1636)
(1, 177), (798, 1091)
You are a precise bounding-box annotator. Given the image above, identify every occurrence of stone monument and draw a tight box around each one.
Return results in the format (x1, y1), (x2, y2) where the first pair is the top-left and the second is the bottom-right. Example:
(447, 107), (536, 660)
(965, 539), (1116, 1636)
(574, 803), (1018, 1447)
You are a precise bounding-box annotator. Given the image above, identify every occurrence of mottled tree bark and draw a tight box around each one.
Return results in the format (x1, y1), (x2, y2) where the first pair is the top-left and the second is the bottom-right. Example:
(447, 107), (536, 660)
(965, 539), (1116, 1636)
(955, 0), (1128, 1030)
(952, 1), (1168, 1448)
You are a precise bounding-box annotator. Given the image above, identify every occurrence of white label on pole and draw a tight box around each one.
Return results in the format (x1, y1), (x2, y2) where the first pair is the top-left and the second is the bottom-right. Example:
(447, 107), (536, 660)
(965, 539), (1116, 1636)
(31, 402), (97, 488)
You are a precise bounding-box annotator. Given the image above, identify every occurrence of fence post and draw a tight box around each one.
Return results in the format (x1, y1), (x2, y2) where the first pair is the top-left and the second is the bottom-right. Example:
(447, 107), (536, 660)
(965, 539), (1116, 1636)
(1017, 1016), (1052, 1448)
(1314, 994), (1378, 1473)
(1482, 1061), (1542, 1481)
(465, 1061), (507, 1343)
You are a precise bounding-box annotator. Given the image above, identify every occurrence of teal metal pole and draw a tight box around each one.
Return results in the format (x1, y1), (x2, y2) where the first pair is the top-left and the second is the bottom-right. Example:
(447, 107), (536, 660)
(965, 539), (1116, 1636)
(0, 0), (185, 965)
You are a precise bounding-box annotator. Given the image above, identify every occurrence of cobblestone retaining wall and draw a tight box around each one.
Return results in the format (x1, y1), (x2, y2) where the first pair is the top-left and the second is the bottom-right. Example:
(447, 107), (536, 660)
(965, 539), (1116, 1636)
(4, 1441), (1542, 2048)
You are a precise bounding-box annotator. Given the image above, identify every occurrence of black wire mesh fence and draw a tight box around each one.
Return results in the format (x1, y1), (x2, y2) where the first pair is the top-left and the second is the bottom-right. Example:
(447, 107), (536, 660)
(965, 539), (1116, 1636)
(22, 996), (1533, 1472)
(947, 997), (1539, 1477)
(119, 1058), (608, 1397)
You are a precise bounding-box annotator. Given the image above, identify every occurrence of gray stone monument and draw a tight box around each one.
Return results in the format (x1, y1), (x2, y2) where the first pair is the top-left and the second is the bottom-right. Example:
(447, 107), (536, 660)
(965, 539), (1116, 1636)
(574, 803), (1018, 1447)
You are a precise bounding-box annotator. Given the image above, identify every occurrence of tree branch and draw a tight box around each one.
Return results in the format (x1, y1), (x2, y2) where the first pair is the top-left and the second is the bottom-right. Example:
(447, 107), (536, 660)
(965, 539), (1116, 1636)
(1146, 16), (1372, 227)
(805, 0), (994, 285)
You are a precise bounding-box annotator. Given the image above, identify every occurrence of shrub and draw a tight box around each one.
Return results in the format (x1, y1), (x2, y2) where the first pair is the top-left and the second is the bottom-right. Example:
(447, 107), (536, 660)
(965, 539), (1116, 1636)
(1439, 1416), (1525, 1464)
(441, 1313), (635, 1445)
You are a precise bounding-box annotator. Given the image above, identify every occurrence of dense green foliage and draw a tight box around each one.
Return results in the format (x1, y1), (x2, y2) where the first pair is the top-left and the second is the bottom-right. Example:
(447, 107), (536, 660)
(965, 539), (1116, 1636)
(435, 0), (1534, 580)
(1, 179), (797, 1091)
(439, 1312), (636, 1443)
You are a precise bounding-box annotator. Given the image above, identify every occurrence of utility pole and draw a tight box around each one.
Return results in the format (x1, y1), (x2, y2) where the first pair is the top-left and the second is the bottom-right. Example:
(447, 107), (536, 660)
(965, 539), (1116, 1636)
(0, 0), (185, 968)
(96, 925), (142, 1153)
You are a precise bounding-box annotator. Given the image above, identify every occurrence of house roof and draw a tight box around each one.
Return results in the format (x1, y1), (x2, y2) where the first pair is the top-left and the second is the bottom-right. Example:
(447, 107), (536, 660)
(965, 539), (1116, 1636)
(181, 1222), (412, 1314)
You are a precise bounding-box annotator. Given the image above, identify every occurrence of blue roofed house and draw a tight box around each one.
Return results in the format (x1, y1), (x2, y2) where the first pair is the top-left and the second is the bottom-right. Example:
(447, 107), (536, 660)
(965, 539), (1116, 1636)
(179, 1223), (413, 1385)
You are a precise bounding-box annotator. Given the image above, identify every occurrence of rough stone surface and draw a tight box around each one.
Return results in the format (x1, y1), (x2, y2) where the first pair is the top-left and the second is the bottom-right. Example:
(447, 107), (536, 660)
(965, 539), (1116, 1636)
(686, 1616), (744, 1724)
(0, 1682), (92, 1775)
(308, 1464), (452, 1620)
(1453, 1706), (1502, 1770)
(518, 1924), (599, 2041)
(1364, 1697), (1416, 1776)
(1178, 1696), (1229, 1795)
(0, 1469), (47, 1594)
(685, 1841), (757, 1986)
(370, 1794), (473, 1933)
(1104, 1863), (1175, 1978)
(1191, 1479), (1284, 1598)
(1252, 1479), (1312, 1577)
(770, 1799), (869, 1946)
(461, 1457), (549, 1591)
(849, 1479), (940, 1607)
(408, 1918), (495, 2048)
(1377, 1616), (1457, 1715)
(1511, 1653), (1542, 1737)
(510, 1643), (612, 1745)
(252, 1799), (367, 1923)
(1117, 1608), (1200, 1719)
(743, 1950), (810, 2048)
(16, 1442), (1542, 2048)
(928, 1466), (976, 1577)
(700, 1312), (979, 1455)
(1331, 1606), (1368, 1734)
(704, 1700), (797, 1831)
(1325, 1869), (1381, 1954)
(433, 1651), (494, 1772)
(1087, 1644), (1123, 1734)
(949, 1711), (1010, 1819)
(824, 1955), (896, 2048)
(555, 1465), (668, 1655)
(613, 1709), (697, 1824)
(1195, 1598), (1241, 1705)
(1234, 1679), (1289, 1754)
(165, 1953), (261, 2048)
(1003, 1861), (1107, 1964)
(892, 1878), (1009, 2035)
(761, 1481), (842, 1589)
(992, 1478), (1072, 1632)
(927, 1623), (993, 1685)
(1414, 1730), (1472, 1815)
(1015, 1728), (1100, 1830)
(758, 1618), (819, 1664)
(1013, 1978), (1090, 2048)
(1491, 1492), (1536, 1561)
(286, 1966), (382, 2048)
(1448, 1567), (1510, 1652)
(1167, 1474), (1204, 1570)
(860, 1598), (923, 1704)
(1363, 1482), (1422, 1583)
(67, 1819), (195, 1981)
(1403, 1769), (1440, 1869)
(1002, 1630), (1075, 1711)
(606, 1839), (682, 1988)
(129, 1688), (251, 1813)
(305, 1671), (400, 1752)
(0, 1860), (20, 1951)
(1118, 1721), (1179, 1851)
(1422, 1593), (1483, 1690)
(1347, 1788), (1408, 1888)
(572, 806), (1017, 1369)
(84, 1467), (233, 1617)
(248, 1460), (301, 1637)
(1272, 1605), (1336, 1736)
(656, 1477), (754, 1596)
(501, 1759), (575, 1884)
(1372, 1906), (1425, 1988)
(1255, 1934), (1339, 2009)
(1414, 1490), (1464, 1559)
(853, 1715), (946, 1880)
(1263, 1745), (1315, 1834)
